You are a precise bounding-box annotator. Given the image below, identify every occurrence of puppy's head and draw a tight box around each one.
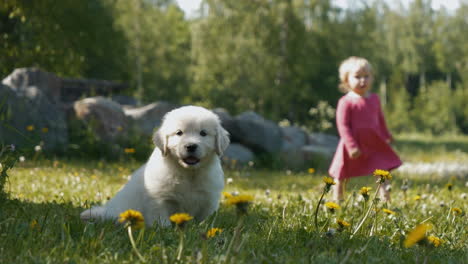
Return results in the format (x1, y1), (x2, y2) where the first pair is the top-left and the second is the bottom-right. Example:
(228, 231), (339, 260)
(153, 106), (230, 169)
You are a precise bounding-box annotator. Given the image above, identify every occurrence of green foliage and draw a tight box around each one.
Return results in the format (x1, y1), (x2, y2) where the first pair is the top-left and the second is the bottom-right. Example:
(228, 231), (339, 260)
(386, 86), (416, 133)
(453, 84), (468, 134)
(66, 117), (153, 161)
(0, 0), (129, 80)
(411, 81), (458, 135)
(0, 144), (18, 199)
(1, 0), (468, 135)
(307, 100), (336, 133)
(110, 0), (191, 103)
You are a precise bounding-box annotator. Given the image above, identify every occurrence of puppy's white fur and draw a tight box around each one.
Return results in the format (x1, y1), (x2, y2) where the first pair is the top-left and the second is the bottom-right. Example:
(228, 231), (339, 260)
(80, 106), (230, 226)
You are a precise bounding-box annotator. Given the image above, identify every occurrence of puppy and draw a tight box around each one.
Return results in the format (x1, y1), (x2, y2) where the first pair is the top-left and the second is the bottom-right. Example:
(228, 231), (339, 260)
(80, 105), (230, 226)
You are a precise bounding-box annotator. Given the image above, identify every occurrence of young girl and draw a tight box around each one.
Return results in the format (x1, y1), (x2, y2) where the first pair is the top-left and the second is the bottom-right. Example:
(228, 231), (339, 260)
(328, 56), (402, 202)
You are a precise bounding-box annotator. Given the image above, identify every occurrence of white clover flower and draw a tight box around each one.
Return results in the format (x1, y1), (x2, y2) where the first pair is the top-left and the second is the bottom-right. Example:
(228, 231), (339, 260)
(248, 161), (254, 167)
(34, 145), (42, 152)
(226, 178), (233, 184)
(265, 189), (271, 196)
(461, 193), (467, 199)
(19, 156), (26, 162)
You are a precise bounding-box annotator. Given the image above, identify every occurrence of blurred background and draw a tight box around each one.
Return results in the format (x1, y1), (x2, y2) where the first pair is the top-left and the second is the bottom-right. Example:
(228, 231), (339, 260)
(1, 0), (467, 163)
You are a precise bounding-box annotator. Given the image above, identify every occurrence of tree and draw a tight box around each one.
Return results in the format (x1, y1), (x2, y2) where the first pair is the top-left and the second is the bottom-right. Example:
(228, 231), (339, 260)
(110, 0), (191, 103)
(0, 0), (128, 80)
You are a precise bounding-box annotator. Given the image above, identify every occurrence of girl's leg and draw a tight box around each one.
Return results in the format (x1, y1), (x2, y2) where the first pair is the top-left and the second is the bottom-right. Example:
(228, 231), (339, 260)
(333, 179), (347, 202)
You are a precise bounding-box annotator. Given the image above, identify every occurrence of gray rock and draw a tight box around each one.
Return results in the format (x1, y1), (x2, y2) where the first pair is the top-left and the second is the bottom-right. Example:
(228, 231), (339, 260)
(2, 67), (62, 103)
(124, 101), (178, 137)
(73, 96), (129, 141)
(222, 143), (255, 166)
(279, 126), (310, 169)
(232, 111), (283, 153)
(304, 132), (339, 159)
(0, 83), (67, 150)
(281, 126), (309, 151)
(111, 95), (140, 107)
(309, 132), (339, 148)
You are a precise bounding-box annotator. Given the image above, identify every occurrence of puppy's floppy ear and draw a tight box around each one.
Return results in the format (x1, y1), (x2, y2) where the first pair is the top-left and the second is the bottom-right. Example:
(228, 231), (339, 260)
(153, 129), (169, 156)
(215, 124), (230, 156)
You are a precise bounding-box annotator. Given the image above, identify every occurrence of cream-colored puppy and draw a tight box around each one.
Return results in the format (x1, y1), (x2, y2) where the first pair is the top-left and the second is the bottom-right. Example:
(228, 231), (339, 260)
(80, 106), (230, 226)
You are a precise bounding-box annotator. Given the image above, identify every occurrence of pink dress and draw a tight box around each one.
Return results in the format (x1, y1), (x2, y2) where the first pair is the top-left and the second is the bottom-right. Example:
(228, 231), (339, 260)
(328, 93), (402, 180)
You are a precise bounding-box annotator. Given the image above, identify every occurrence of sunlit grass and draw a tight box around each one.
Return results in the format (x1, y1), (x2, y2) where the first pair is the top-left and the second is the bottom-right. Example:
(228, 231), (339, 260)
(1, 134), (467, 263)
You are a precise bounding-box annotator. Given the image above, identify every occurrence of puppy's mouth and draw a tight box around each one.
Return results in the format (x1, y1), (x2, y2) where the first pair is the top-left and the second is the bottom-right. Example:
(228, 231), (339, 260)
(182, 156), (200, 166)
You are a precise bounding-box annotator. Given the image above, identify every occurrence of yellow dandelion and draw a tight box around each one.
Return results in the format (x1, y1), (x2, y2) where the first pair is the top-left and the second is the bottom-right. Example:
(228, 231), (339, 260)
(119, 209), (145, 229)
(360, 186), (372, 195)
(413, 195), (421, 201)
(124, 148), (136, 154)
(325, 202), (340, 213)
(427, 236), (443, 247)
(451, 207), (462, 216)
(404, 224), (431, 248)
(359, 186), (372, 201)
(382, 208), (396, 215)
(169, 213), (193, 226)
(373, 169), (392, 182)
(308, 168), (316, 174)
(30, 219), (38, 230)
(446, 183), (453, 191)
(222, 192), (233, 199)
(226, 194), (254, 215)
(26, 125), (35, 131)
(337, 219), (350, 228)
(226, 194), (254, 206)
(41, 127), (48, 133)
(322, 176), (336, 185)
(206, 228), (223, 238)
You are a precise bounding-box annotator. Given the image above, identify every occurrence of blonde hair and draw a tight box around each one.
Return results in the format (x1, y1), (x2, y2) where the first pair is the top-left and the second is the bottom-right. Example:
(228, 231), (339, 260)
(338, 56), (372, 92)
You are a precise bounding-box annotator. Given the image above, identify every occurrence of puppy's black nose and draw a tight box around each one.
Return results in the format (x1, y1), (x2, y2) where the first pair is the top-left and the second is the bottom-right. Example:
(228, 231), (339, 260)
(185, 143), (198, 153)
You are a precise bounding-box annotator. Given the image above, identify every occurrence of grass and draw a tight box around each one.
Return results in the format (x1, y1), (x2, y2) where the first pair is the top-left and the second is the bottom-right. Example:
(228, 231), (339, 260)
(1, 134), (467, 263)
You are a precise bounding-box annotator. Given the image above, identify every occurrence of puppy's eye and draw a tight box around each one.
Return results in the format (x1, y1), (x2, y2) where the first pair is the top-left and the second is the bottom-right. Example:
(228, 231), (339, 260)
(176, 130), (183, 136)
(200, 130), (207, 137)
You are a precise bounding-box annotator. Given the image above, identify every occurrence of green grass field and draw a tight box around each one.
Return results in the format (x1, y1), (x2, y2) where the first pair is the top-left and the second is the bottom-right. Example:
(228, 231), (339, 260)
(1, 134), (467, 263)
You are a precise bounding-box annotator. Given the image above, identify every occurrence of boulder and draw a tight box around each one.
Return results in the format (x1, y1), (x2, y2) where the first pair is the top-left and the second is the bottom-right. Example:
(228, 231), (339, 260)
(280, 125), (309, 151)
(0, 83), (68, 150)
(231, 111), (283, 154)
(73, 97), (128, 141)
(300, 133), (339, 163)
(222, 143), (255, 167)
(2, 68), (62, 103)
(308, 132), (339, 157)
(111, 95), (140, 107)
(124, 101), (179, 137)
(279, 125), (310, 169)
